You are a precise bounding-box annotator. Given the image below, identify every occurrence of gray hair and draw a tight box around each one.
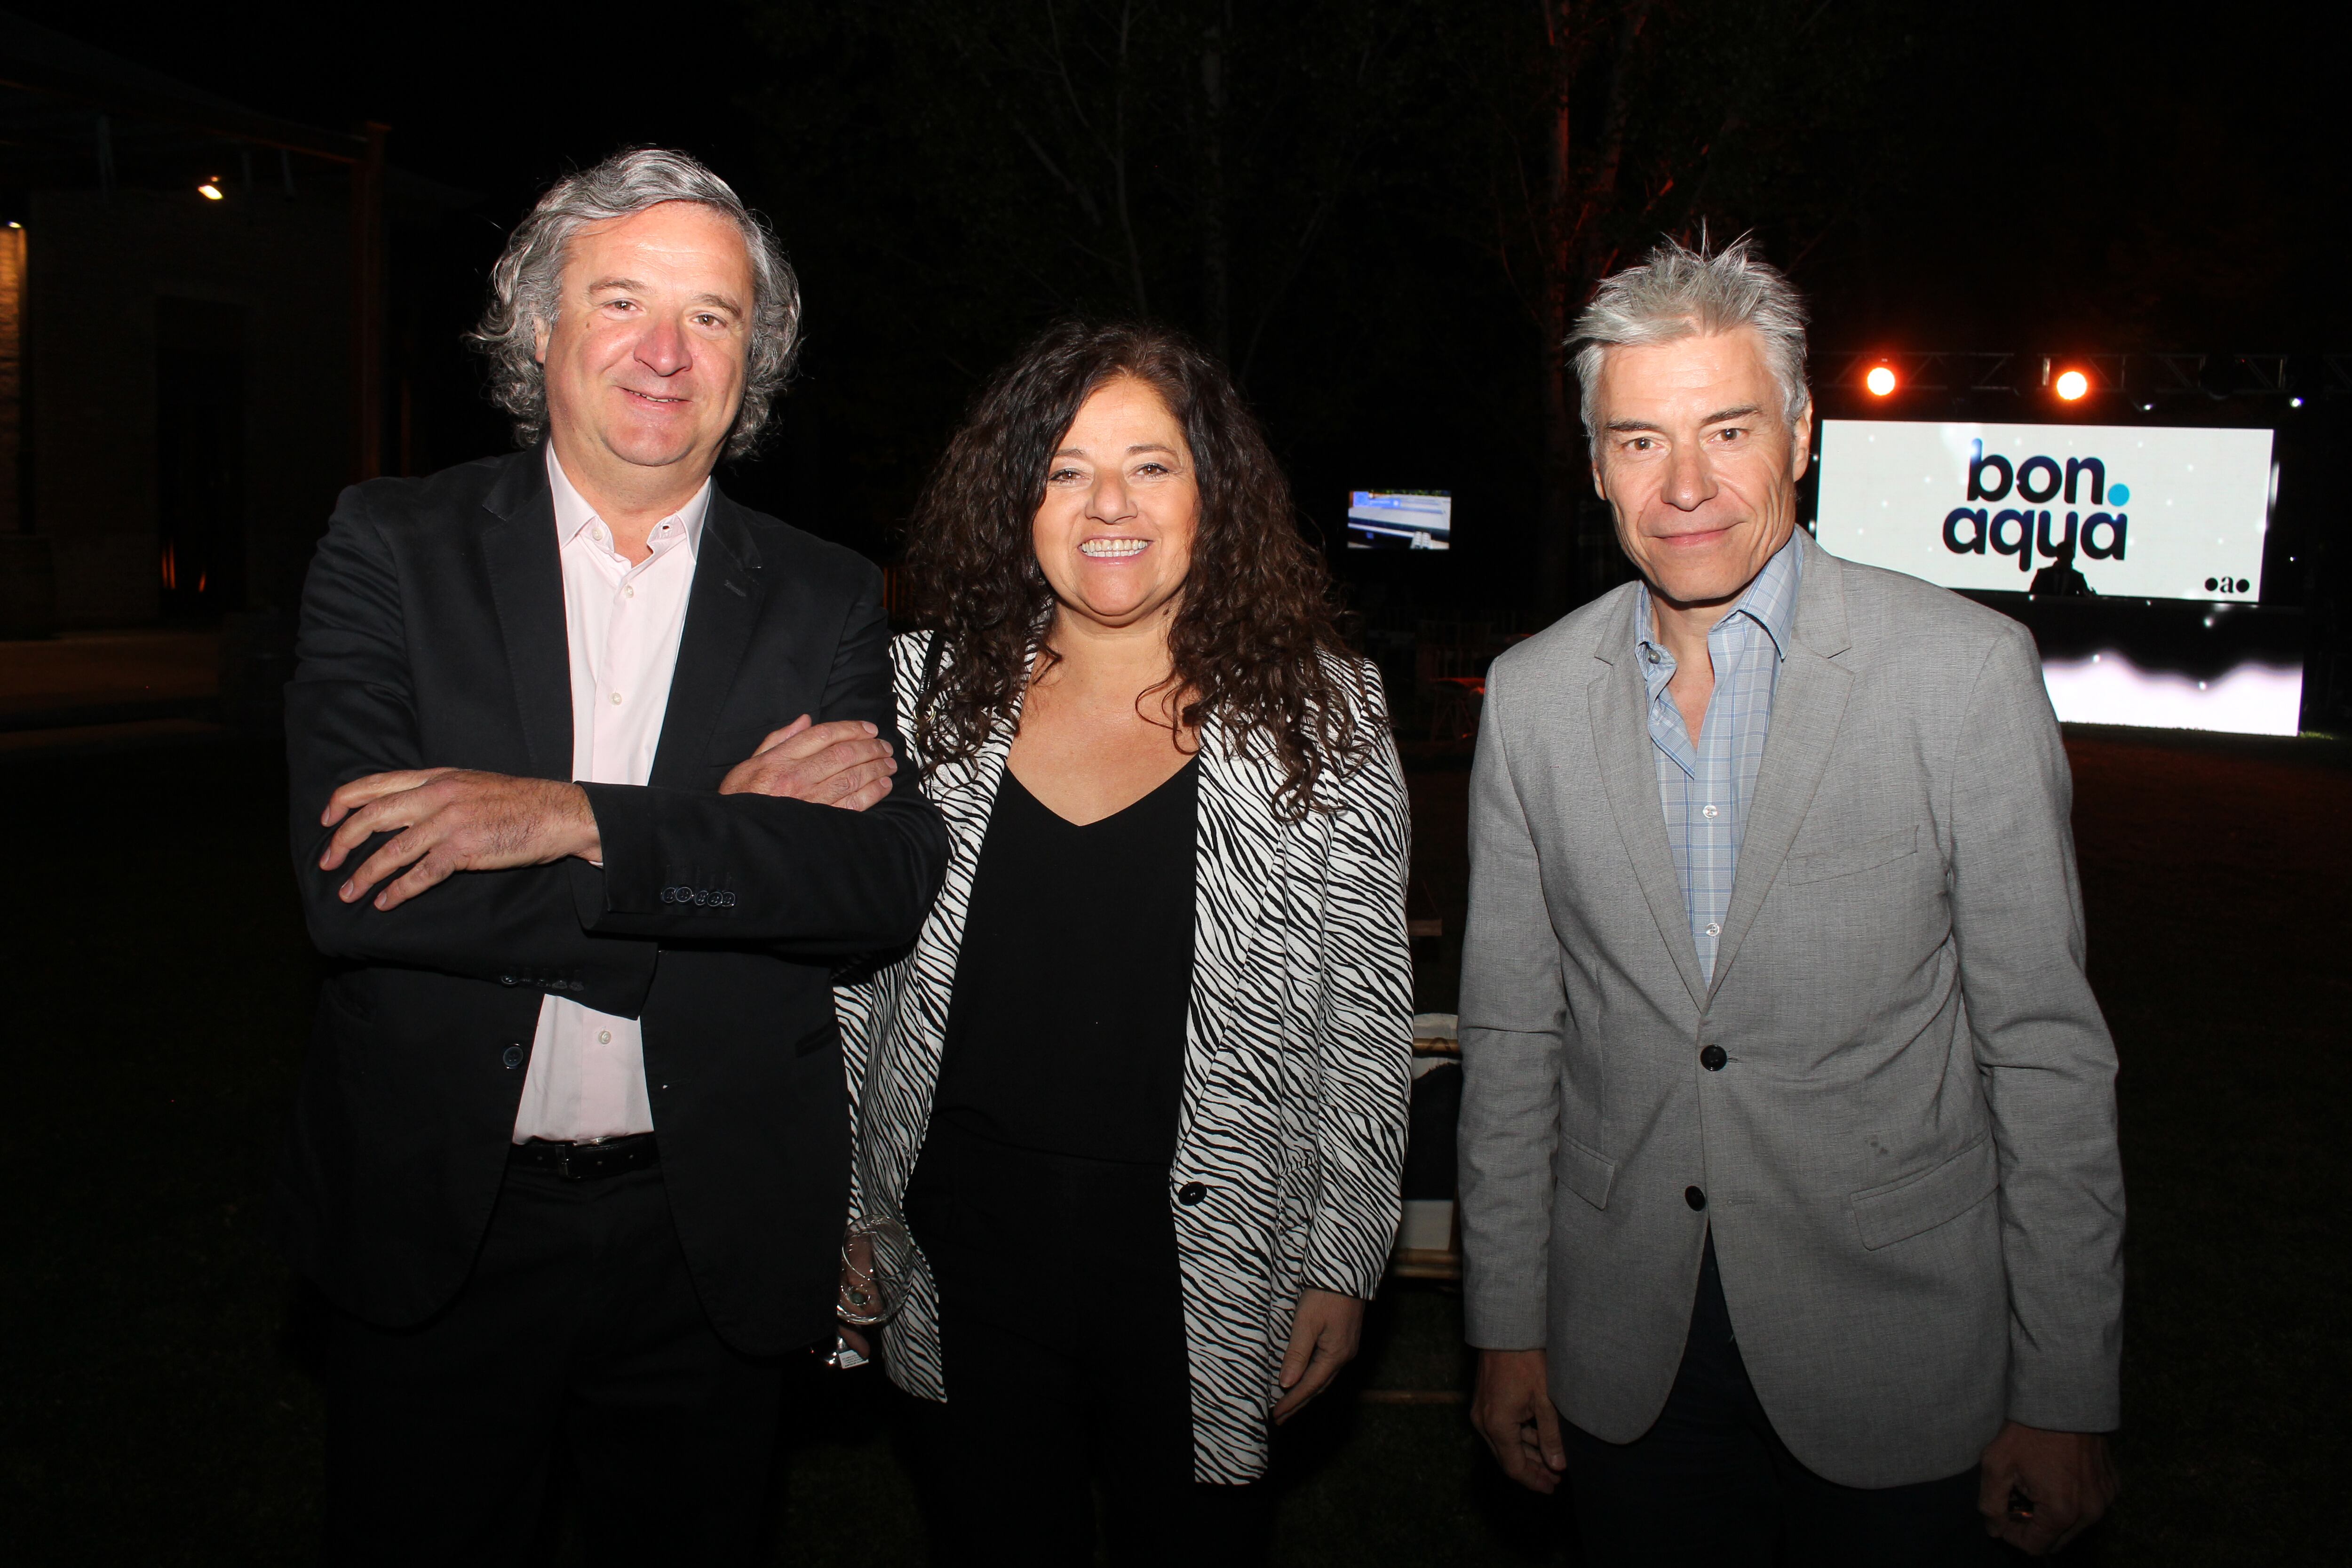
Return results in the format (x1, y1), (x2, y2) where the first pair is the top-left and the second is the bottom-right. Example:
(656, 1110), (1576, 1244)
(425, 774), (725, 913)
(469, 147), (803, 461)
(1570, 233), (1810, 459)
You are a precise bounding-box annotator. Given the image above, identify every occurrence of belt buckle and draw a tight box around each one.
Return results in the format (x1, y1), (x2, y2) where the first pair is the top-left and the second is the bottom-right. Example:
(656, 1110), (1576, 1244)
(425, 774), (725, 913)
(561, 1136), (614, 1179)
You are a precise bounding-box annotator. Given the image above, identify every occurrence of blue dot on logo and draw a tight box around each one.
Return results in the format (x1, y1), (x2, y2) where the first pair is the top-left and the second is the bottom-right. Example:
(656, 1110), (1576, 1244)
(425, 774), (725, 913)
(2109, 483), (2130, 504)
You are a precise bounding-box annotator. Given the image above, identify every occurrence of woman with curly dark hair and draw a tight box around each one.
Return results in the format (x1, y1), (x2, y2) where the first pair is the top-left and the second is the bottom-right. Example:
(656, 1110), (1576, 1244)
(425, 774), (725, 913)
(832, 320), (1414, 1561)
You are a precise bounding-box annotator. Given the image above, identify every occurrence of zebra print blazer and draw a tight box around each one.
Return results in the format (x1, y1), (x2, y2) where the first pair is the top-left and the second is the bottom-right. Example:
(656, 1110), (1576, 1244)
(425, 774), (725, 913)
(836, 631), (1415, 1482)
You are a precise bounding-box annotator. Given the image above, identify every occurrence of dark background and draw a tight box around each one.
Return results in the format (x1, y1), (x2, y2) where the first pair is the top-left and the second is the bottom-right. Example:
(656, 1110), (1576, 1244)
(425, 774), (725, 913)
(4, 4), (2348, 1563)
(10, 0), (2340, 647)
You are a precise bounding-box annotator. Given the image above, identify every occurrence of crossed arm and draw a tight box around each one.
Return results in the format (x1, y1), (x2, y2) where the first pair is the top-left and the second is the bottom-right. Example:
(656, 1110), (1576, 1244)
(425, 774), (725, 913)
(286, 507), (945, 1010)
(317, 714), (903, 912)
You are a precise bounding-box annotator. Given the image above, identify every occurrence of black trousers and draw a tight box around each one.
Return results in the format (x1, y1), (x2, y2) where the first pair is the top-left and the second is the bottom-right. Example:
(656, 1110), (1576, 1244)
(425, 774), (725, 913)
(322, 1160), (787, 1566)
(904, 1120), (1269, 1567)
(1561, 1234), (2000, 1568)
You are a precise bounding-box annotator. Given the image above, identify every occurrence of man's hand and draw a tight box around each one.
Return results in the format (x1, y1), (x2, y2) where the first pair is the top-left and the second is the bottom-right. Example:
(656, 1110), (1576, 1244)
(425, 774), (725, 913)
(1473, 1348), (1567, 1494)
(319, 769), (601, 911)
(721, 716), (897, 810)
(1271, 1288), (1364, 1423)
(1978, 1421), (2118, 1554)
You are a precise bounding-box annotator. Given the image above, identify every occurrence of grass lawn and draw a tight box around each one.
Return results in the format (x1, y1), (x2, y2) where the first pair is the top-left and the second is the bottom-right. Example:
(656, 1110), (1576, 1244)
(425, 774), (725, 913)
(2, 728), (2343, 1563)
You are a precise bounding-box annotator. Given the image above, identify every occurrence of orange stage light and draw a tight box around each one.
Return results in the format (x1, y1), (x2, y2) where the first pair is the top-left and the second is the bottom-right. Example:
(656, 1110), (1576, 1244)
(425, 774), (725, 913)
(1864, 365), (1897, 397)
(2054, 368), (2090, 401)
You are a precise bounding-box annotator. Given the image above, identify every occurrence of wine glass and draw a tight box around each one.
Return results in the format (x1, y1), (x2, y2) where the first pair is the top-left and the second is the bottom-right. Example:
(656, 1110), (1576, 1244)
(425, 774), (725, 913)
(838, 1214), (911, 1329)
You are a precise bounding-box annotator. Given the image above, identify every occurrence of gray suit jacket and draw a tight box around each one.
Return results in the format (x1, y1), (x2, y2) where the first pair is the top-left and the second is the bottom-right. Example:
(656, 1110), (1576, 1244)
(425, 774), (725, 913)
(1457, 528), (2123, 1488)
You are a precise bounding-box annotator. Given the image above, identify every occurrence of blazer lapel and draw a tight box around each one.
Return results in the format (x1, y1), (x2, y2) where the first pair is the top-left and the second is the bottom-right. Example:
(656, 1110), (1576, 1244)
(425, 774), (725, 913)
(1587, 589), (1709, 1013)
(926, 707), (1016, 955)
(905, 644), (1019, 1006)
(478, 449), (573, 781)
(1706, 533), (1855, 1001)
(649, 491), (766, 788)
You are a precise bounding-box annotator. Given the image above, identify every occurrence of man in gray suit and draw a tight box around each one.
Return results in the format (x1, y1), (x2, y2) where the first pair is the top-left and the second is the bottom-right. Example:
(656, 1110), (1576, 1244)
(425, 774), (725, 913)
(1458, 237), (2123, 1564)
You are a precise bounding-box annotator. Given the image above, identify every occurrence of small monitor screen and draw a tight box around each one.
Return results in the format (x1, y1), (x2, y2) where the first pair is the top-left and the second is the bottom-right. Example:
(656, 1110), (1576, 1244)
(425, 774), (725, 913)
(1348, 490), (1452, 550)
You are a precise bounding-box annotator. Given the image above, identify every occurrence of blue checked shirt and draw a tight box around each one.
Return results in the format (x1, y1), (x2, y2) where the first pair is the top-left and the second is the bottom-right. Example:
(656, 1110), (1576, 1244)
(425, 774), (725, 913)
(1634, 535), (1803, 984)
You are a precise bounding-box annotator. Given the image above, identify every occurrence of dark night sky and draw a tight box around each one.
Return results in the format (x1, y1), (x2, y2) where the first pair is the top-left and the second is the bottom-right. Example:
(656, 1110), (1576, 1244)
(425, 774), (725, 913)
(34, 0), (2331, 339)
(15, 0), (2345, 597)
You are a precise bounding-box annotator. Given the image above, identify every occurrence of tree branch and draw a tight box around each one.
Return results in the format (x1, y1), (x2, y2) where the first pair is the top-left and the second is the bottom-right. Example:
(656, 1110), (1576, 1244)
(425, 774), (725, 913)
(1006, 111), (1104, 227)
(1110, 0), (1151, 316)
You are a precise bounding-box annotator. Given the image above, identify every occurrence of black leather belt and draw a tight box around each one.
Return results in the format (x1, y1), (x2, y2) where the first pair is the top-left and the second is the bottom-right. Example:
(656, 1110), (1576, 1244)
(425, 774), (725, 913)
(509, 1132), (660, 1181)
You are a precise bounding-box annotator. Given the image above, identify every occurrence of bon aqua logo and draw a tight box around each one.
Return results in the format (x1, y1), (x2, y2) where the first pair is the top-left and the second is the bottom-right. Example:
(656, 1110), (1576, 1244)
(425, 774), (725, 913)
(1943, 440), (2129, 575)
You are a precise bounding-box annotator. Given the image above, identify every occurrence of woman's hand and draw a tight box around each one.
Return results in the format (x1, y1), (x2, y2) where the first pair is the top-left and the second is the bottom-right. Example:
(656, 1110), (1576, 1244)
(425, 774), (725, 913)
(1271, 1288), (1364, 1423)
(831, 1233), (875, 1366)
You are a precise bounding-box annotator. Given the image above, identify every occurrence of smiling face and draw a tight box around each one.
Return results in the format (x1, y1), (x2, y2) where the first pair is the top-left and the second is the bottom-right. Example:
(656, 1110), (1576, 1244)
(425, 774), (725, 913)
(1031, 375), (1200, 634)
(537, 200), (754, 480)
(1590, 326), (1812, 612)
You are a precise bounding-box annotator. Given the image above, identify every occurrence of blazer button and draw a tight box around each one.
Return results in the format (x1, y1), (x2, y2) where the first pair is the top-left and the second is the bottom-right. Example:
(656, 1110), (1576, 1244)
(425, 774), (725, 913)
(1685, 1186), (1707, 1210)
(501, 1045), (524, 1069)
(498, 974), (516, 986)
(1177, 1182), (1208, 1206)
(1700, 1044), (1727, 1071)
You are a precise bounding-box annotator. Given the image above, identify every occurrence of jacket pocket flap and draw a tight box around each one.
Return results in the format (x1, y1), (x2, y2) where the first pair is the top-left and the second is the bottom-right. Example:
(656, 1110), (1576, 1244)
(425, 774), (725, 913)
(1785, 825), (1920, 885)
(1558, 1133), (1618, 1212)
(1849, 1134), (1996, 1250)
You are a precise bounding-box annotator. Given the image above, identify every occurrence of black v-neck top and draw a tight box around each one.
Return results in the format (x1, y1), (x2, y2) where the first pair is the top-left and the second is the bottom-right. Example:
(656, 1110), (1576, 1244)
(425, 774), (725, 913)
(931, 756), (1200, 1166)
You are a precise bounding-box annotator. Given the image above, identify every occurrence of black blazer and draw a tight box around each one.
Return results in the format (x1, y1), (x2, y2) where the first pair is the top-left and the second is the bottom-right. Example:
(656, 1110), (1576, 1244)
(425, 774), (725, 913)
(276, 447), (948, 1355)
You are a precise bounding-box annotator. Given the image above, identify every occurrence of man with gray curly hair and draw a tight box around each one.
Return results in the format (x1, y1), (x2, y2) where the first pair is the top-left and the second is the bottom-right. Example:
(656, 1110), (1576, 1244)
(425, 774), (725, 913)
(1459, 236), (2124, 1564)
(277, 147), (948, 1560)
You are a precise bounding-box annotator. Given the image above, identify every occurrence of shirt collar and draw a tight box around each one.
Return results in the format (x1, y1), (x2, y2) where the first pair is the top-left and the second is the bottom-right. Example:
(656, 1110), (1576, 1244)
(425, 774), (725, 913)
(1732, 531), (1804, 662)
(546, 445), (711, 556)
(1636, 529), (1806, 671)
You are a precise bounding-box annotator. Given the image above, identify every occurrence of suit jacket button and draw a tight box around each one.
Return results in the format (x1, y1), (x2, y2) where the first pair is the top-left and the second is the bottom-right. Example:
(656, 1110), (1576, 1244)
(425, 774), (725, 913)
(1685, 1186), (1707, 1210)
(499, 974), (516, 986)
(1177, 1182), (1208, 1206)
(501, 1045), (524, 1069)
(1700, 1045), (1727, 1071)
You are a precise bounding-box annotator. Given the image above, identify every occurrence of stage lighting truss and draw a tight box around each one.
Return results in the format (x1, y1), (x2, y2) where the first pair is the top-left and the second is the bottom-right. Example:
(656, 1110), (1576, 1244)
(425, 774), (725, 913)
(1816, 352), (2351, 405)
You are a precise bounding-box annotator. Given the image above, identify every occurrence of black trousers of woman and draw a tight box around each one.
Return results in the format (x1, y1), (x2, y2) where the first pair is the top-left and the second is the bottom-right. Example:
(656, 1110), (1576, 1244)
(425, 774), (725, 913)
(904, 1117), (1269, 1567)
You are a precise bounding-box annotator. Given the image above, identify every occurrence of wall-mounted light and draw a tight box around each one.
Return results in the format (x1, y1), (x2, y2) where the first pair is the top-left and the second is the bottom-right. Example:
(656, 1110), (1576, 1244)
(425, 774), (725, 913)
(2053, 368), (2090, 401)
(1864, 364), (1897, 397)
(198, 179), (224, 201)
(4, 221), (18, 230)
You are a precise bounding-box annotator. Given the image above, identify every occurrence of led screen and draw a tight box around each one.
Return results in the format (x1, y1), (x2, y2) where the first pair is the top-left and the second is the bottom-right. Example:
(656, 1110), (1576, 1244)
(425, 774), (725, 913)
(1814, 420), (2273, 601)
(1348, 490), (1451, 550)
(2036, 653), (2301, 735)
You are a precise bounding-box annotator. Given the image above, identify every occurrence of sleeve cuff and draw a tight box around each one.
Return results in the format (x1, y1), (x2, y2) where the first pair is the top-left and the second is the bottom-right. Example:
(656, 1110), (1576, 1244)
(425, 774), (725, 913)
(2006, 1366), (2122, 1434)
(578, 781), (661, 920)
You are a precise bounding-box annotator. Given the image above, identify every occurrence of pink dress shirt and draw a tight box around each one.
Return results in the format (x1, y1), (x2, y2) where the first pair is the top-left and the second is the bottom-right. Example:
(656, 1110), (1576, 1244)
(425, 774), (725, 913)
(510, 447), (712, 1144)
